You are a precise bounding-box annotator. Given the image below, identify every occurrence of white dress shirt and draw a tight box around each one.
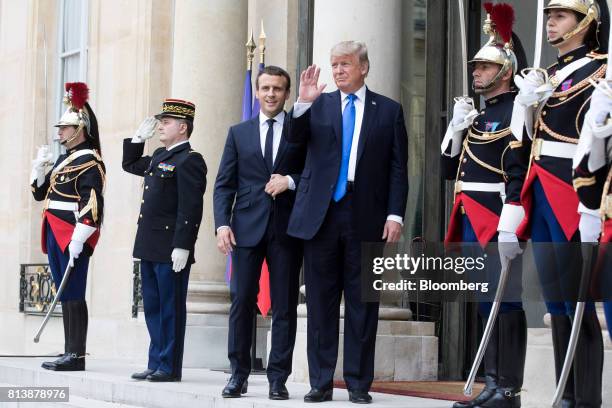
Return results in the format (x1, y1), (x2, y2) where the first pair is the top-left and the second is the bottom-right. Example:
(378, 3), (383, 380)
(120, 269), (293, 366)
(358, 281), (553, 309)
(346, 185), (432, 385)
(292, 86), (403, 225)
(217, 111), (294, 233)
(259, 111), (295, 190)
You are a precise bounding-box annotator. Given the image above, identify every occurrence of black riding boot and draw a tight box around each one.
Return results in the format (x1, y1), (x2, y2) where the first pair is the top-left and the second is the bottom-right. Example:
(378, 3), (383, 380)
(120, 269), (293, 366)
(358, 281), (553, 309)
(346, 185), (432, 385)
(551, 314), (576, 408)
(476, 310), (527, 408)
(453, 318), (499, 408)
(52, 300), (87, 371)
(41, 301), (72, 370)
(573, 310), (603, 408)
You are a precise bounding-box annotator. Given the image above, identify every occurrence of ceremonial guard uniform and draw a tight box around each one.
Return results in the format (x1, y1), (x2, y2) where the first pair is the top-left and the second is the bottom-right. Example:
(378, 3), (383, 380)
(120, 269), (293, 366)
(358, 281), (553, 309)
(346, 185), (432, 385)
(573, 75), (612, 341)
(512, 1), (607, 406)
(122, 99), (207, 382)
(443, 4), (529, 407)
(31, 82), (105, 371)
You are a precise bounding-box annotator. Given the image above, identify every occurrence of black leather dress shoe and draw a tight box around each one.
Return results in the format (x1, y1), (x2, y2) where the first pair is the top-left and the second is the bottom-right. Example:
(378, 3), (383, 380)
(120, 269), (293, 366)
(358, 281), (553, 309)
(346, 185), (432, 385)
(222, 378), (248, 398)
(146, 370), (180, 382)
(41, 354), (70, 370)
(269, 382), (289, 400)
(348, 390), (372, 404)
(131, 368), (156, 380)
(44, 354), (85, 371)
(304, 388), (333, 403)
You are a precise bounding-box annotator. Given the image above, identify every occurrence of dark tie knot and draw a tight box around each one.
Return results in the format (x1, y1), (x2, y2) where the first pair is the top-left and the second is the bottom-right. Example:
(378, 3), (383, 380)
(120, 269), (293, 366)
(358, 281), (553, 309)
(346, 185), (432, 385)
(266, 118), (275, 127)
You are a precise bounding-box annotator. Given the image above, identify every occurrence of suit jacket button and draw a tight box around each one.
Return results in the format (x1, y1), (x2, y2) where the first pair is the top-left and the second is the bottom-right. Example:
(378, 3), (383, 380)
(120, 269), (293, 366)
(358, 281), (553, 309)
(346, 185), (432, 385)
(185, 221), (188, 224)
(165, 226), (169, 230)
(145, 185), (149, 189)
(139, 214), (143, 218)
(460, 171), (465, 177)
(149, 172), (153, 176)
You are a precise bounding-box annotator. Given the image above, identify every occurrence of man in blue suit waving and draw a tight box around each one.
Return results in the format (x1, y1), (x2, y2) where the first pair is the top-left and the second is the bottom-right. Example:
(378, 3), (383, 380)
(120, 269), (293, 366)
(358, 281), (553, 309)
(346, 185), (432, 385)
(287, 41), (408, 404)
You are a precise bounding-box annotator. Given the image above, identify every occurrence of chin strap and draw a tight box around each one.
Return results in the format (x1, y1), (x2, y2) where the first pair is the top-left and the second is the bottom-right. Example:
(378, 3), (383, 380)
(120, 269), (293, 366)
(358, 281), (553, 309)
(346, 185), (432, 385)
(60, 124), (84, 147)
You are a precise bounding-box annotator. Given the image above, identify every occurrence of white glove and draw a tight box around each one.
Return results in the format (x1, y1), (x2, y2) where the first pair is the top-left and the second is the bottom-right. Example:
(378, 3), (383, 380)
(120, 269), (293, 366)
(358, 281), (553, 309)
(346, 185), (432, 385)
(30, 145), (53, 187)
(171, 248), (189, 272)
(441, 97), (477, 156)
(68, 223), (96, 267)
(588, 85), (612, 126)
(498, 231), (523, 261)
(451, 97), (478, 128)
(131, 116), (157, 143)
(579, 212), (602, 243)
(515, 70), (549, 106)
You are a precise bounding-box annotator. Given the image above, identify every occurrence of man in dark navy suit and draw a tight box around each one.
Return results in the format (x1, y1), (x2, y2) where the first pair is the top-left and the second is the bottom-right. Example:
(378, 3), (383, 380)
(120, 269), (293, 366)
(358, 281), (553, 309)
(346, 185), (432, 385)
(287, 41), (408, 404)
(214, 66), (306, 400)
(122, 99), (207, 382)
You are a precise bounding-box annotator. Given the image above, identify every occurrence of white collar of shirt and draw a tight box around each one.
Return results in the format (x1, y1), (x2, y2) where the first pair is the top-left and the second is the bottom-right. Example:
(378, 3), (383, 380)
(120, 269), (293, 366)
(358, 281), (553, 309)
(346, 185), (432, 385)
(259, 110), (286, 126)
(166, 140), (189, 151)
(340, 84), (367, 108)
(258, 111), (286, 163)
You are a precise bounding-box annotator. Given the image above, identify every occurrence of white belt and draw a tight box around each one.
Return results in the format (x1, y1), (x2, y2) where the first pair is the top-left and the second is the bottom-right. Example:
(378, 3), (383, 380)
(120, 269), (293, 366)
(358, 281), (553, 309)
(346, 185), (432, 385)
(455, 181), (506, 202)
(536, 140), (577, 159)
(46, 200), (78, 212)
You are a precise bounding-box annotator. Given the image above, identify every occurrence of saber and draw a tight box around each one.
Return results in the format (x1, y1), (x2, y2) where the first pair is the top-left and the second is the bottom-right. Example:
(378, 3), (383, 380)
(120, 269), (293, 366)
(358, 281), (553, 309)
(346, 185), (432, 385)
(533, 0), (545, 69)
(33, 262), (73, 343)
(464, 257), (512, 396)
(458, 0), (469, 96)
(43, 24), (48, 145)
(551, 244), (596, 407)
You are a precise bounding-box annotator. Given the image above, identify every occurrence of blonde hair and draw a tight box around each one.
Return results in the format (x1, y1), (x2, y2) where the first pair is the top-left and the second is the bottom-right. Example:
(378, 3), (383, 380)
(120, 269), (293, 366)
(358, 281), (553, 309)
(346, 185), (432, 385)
(330, 41), (369, 74)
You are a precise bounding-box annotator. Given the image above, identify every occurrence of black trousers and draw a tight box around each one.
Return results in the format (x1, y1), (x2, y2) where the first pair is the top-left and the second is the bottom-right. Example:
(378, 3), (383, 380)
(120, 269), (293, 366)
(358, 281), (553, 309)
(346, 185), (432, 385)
(303, 193), (379, 392)
(227, 213), (302, 383)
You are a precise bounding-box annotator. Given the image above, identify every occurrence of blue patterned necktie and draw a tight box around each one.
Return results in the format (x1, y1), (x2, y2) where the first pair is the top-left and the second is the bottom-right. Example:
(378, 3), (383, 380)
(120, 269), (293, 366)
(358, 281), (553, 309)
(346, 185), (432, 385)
(333, 93), (356, 202)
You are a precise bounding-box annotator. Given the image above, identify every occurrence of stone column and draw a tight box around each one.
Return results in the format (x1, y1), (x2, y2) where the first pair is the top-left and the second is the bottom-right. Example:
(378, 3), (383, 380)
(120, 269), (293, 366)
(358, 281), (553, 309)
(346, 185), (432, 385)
(170, 0), (248, 367)
(311, 0), (402, 100)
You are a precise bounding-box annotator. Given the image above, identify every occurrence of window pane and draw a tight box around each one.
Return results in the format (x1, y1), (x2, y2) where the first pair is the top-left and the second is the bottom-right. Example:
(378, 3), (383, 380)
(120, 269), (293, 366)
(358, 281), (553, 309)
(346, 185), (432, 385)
(401, 0), (427, 241)
(63, 0), (82, 53)
(62, 54), (81, 84)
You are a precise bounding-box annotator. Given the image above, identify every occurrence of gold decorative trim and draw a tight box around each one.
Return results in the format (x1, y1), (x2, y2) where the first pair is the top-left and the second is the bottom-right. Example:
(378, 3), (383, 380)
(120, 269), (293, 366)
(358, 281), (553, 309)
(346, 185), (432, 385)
(538, 118), (579, 144)
(573, 176), (596, 190)
(79, 189), (99, 223)
(162, 104), (195, 117)
(587, 52), (607, 60)
(550, 64), (606, 99)
(463, 139), (506, 177)
(468, 126), (512, 142)
(602, 167), (612, 221)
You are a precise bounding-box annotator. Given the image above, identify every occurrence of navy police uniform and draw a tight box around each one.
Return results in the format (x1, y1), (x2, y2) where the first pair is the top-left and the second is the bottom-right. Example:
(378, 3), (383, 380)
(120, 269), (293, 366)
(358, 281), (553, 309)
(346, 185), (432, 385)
(122, 99), (207, 381)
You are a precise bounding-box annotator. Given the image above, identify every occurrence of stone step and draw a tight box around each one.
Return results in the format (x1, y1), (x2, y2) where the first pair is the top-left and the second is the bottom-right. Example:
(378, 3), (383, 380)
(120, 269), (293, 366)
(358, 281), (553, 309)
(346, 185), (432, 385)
(523, 328), (612, 408)
(0, 382), (142, 408)
(0, 358), (449, 408)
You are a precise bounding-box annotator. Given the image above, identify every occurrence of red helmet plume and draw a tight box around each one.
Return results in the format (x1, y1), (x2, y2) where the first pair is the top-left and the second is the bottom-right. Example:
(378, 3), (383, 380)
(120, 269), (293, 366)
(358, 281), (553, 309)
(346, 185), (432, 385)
(65, 82), (89, 110)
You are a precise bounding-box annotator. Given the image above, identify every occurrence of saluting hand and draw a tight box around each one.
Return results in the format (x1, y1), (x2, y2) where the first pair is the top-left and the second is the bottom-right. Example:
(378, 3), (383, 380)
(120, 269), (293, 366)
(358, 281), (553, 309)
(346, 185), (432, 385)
(382, 220), (402, 243)
(216, 227), (236, 256)
(298, 65), (327, 103)
(265, 174), (289, 198)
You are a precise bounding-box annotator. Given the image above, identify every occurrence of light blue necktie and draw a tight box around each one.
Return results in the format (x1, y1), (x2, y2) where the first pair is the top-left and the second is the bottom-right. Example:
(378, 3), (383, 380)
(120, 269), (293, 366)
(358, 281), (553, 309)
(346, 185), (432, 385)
(333, 94), (356, 202)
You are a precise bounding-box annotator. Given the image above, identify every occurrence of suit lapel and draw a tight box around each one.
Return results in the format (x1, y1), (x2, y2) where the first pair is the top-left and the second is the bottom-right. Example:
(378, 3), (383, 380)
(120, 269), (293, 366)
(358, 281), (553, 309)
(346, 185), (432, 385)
(250, 117), (269, 173)
(330, 91), (342, 150)
(273, 121), (288, 172)
(356, 88), (376, 166)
